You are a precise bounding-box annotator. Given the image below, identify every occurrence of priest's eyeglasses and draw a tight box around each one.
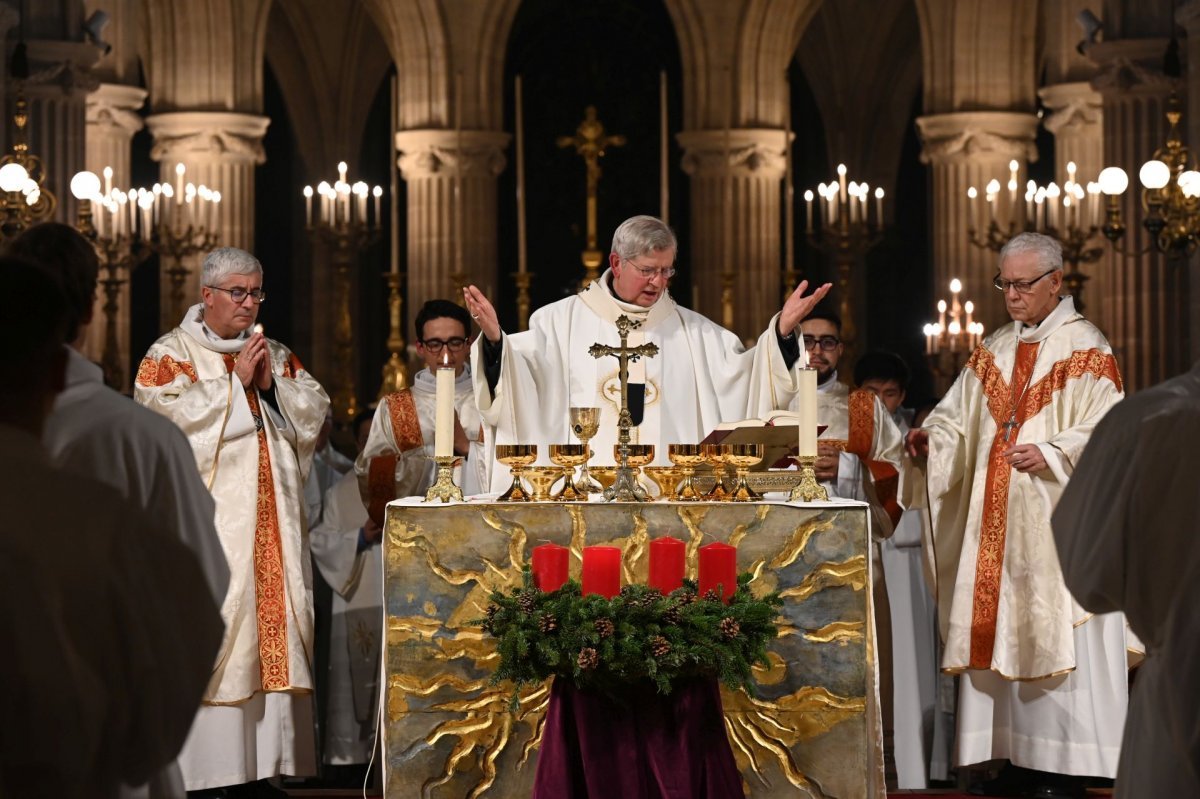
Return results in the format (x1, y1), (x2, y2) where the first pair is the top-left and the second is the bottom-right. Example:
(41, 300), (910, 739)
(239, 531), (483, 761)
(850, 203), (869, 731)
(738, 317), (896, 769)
(803, 335), (841, 351)
(209, 286), (266, 304)
(422, 337), (468, 353)
(992, 271), (1055, 294)
(625, 261), (677, 280)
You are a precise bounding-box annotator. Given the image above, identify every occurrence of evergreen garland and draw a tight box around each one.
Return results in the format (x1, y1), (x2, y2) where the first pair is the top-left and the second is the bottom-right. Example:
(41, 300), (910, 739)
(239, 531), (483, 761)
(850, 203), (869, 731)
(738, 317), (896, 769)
(476, 568), (782, 703)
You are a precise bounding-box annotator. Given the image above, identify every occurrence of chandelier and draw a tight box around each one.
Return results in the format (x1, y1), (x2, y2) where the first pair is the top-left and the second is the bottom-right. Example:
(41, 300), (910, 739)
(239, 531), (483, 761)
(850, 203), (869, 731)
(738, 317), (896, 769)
(1097, 94), (1199, 258)
(0, 87), (55, 240)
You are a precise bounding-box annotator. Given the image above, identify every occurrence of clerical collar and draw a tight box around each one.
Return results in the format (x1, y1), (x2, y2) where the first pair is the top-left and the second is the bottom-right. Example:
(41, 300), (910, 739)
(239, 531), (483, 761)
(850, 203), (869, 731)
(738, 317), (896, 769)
(1018, 295), (1079, 344)
(180, 303), (250, 353)
(604, 271), (651, 311)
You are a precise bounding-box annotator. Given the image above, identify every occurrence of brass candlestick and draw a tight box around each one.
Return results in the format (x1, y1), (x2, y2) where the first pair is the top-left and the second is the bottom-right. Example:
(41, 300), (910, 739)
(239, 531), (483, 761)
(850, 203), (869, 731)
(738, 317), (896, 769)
(788, 455), (829, 502)
(424, 454), (464, 502)
(513, 271), (533, 332)
(378, 271), (409, 396)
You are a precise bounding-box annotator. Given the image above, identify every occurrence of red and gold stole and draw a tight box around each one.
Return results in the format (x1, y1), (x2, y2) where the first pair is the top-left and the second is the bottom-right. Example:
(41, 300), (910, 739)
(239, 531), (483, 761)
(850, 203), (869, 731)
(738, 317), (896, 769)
(366, 390), (423, 526)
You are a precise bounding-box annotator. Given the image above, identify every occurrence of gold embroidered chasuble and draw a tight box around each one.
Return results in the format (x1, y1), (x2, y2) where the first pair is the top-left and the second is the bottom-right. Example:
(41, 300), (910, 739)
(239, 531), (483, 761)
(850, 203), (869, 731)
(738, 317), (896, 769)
(135, 309), (330, 704)
(922, 297), (1123, 680)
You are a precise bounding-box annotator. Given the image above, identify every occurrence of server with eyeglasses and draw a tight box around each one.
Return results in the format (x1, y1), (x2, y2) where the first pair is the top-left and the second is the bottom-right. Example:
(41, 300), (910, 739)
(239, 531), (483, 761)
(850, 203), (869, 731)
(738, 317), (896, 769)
(135, 246), (331, 795)
(905, 231), (1134, 799)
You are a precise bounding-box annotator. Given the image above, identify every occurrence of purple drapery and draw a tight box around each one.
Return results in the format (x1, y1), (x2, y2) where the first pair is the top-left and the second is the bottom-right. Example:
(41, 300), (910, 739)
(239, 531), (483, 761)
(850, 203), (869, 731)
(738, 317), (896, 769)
(532, 677), (745, 799)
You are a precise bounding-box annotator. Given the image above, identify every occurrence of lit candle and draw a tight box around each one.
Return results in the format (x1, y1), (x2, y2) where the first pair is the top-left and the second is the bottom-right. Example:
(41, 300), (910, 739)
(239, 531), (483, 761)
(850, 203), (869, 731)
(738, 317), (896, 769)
(798, 367), (817, 457)
(837, 163), (847, 198)
(338, 160), (348, 184)
(874, 187), (884, 230)
(174, 163), (184, 202)
(531, 543), (569, 593)
(804, 189), (813, 233)
(304, 185), (313, 226)
(581, 546), (621, 598)
(938, 299), (947, 330)
(923, 323), (933, 355)
(648, 537), (686, 595)
(967, 186), (978, 231)
(373, 185), (382, 229)
(698, 542), (737, 603)
(434, 351), (455, 458)
(103, 165), (112, 199)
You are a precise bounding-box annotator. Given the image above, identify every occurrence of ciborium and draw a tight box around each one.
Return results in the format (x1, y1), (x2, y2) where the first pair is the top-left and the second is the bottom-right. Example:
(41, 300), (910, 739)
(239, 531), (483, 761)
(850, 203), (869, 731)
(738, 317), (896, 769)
(725, 443), (764, 502)
(525, 467), (560, 502)
(496, 444), (536, 502)
(549, 444), (589, 501)
(667, 444), (705, 501)
(644, 466), (681, 501)
(701, 444), (732, 500)
(569, 407), (601, 493)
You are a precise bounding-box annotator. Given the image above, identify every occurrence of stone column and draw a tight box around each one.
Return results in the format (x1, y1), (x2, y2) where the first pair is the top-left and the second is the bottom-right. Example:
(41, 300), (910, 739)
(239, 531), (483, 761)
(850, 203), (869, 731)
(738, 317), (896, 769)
(81, 82), (146, 389)
(21, 39), (101, 226)
(1039, 81), (1111, 323)
(145, 111), (269, 331)
(677, 128), (785, 341)
(1089, 38), (1190, 389)
(915, 112), (1040, 330)
(394, 129), (509, 317)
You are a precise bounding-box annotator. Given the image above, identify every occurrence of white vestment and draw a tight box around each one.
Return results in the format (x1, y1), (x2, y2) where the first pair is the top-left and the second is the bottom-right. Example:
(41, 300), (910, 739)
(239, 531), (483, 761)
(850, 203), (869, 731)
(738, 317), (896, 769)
(45, 347), (231, 798)
(135, 304), (330, 789)
(472, 270), (800, 491)
(1053, 361), (1200, 798)
(310, 470), (380, 764)
(305, 442), (355, 528)
(921, 296), (1132, 777)
(0, 425), (223, 798)
(355, 366), (485, 516)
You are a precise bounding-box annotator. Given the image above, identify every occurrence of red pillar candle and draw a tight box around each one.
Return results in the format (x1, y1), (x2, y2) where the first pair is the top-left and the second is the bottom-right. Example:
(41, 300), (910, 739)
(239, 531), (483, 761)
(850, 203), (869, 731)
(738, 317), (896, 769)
(531, 543), (569, 593)
(698, 542), (738, 602)
(581, 546), (622, 599)
(648, 537), (686, 594)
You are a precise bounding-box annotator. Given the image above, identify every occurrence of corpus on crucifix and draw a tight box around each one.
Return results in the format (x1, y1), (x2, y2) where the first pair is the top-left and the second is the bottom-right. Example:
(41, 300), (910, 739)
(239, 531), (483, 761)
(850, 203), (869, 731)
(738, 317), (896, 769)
(463, 215), (832, 496)
(588, 315), (659, 501)
(557, 106), (626, 286)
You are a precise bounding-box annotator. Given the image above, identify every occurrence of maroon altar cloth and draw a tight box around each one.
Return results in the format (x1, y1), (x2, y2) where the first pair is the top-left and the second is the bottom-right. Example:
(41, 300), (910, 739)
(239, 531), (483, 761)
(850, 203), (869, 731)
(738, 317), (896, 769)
(532, 677), (745, 799)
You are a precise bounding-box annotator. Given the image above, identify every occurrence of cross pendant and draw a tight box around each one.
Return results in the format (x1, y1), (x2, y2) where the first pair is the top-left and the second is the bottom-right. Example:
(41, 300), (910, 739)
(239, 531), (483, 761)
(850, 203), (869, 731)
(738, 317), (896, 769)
(1001, 417), (1019, 442)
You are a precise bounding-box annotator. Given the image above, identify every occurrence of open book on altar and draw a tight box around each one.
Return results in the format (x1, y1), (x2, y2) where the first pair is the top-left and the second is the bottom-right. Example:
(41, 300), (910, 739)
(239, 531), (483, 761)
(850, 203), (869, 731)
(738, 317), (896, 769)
(700, 410), (825, 469)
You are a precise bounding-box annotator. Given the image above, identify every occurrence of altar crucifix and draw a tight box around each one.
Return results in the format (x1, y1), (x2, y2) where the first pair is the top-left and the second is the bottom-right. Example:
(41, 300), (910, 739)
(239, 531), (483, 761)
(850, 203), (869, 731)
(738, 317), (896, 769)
(557, 106), (626, 286)
(588, 314), (659, 501)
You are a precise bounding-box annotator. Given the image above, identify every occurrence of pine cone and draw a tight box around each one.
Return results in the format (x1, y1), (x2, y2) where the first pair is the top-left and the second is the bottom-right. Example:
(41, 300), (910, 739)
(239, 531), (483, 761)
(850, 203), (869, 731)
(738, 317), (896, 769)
(650, 635), (671, 658)
(517, 591), (537, 614)
(594, 617), (615, 639)
(661, 605), (683, 626)
(719, 617), (741, 640)
(538, 613), (558, 634)
(619, 585), (638, 597)
(481, 604), (500, 633)
(703, 588), (723, 603)
(676, 590), (696, 606)
(577, 647), (599, 670)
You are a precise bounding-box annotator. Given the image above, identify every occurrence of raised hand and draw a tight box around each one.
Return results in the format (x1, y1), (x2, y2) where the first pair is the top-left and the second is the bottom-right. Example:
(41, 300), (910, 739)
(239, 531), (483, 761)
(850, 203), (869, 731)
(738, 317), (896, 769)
(778, 280), (834, 336)
(462, 285), (501, 343)
(905, 428), (929, 459)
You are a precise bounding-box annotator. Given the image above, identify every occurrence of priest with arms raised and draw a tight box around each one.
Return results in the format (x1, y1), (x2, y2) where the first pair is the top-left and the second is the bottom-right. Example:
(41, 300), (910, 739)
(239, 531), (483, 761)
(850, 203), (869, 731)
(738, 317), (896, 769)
(136, 247), (330, 795)
(906, 232), (1134, 799)
(464, 214), (830, 491)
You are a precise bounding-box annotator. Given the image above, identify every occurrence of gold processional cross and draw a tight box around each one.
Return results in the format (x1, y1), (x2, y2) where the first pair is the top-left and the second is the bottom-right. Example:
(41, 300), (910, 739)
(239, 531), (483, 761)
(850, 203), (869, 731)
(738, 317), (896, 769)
(557, 106), (626, 287)
(588, 315), (658, 501)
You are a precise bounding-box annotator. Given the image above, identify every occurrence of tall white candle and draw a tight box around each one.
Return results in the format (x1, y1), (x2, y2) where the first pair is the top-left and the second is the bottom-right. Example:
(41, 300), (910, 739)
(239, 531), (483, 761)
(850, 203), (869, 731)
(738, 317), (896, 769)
(798, 368), (818, 457)
(434, 354), (455, 458)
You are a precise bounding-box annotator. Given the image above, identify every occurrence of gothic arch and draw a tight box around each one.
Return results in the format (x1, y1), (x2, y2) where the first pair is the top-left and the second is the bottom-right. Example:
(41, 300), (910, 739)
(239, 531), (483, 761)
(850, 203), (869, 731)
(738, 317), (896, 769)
(361, 0), (450, 129)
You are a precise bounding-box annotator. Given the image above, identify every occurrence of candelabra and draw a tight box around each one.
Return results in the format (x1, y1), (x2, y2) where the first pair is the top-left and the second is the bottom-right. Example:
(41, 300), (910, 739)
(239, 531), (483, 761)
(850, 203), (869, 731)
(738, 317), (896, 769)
(377, 271), (409, 397)
(922, 278), (985, 395)
(967, 160), (1106, 311)
(803, 164), (885, 362)
(1097, 94), (1200, 260)
(0, 88), (56, 241)
(304, 163), (383, 424)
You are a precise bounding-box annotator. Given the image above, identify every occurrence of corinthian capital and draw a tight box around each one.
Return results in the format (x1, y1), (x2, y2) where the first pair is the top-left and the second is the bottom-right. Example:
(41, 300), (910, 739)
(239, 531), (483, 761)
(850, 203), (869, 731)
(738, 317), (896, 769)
(394, 130), (511, 180)
(87, 83), (148, 137)
(915, 112), (1039, 165)
(676, 129), (786, 179)
(146, 112), (270, 165)
(1087, 39), (1182, 96)
(1039, 82), (1103, 137)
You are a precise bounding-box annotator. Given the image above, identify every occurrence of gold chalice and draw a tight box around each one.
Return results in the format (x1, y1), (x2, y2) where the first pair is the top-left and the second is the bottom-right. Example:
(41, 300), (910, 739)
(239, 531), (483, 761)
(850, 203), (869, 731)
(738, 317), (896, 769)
(617, 443), (655, 469)
(701, 443), (732, 500)
(589, 467), (618, 491)
(725, 443), (764, 502)
(549, 444), (589, 501)
(525, 466), (560, 502)
(569, 407), (602, 493)
(495, 444), (536, 502)
(644, 466), (681, 501)
(668, 444), (705, 501)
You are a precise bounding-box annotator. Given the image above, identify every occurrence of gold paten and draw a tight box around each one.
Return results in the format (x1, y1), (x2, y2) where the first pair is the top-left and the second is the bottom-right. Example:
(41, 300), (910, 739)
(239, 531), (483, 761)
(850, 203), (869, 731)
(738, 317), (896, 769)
(383, 502), (874, 798)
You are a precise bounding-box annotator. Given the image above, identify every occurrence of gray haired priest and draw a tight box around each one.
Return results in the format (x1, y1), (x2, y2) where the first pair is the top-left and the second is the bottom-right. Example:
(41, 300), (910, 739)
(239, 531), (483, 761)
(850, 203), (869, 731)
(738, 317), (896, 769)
(464, 214), (831, 493)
